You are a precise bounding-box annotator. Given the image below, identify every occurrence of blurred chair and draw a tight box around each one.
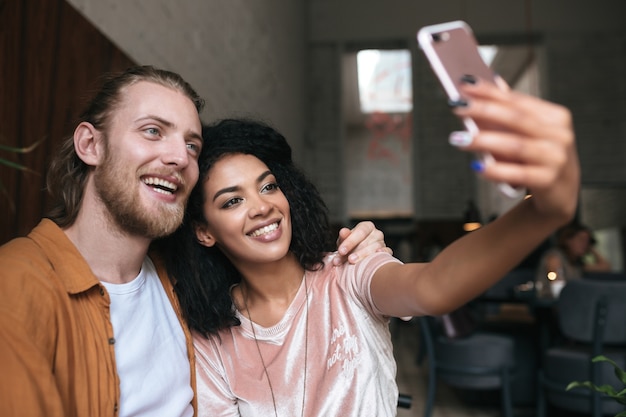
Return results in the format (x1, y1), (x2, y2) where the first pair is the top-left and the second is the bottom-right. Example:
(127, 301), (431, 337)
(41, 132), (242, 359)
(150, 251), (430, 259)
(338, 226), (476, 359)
(537, 279), (626, 417)
(418, 316), (515, 417)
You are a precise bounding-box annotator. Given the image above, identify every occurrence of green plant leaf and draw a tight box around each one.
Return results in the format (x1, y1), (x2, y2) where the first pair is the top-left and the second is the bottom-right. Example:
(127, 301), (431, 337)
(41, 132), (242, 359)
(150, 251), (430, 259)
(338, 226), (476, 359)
(0, 137), (44, 153)
(0, 138), (43, 172)
(566, 381), (620, 397)
(0, 138), (44, 212)
(0, 157), (36, 173)
(568, 355), (626, 415)
(593, 355), (626, 386)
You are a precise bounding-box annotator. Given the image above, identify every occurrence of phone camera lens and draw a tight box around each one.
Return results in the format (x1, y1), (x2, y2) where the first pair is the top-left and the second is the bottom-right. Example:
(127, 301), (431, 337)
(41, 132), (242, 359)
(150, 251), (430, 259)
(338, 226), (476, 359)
(432, 32), (450, 43)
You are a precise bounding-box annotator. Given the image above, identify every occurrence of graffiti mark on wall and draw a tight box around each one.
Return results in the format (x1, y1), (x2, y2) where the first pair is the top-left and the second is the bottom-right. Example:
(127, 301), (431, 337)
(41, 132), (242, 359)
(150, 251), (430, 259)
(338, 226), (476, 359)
(364, 112), (412, 166)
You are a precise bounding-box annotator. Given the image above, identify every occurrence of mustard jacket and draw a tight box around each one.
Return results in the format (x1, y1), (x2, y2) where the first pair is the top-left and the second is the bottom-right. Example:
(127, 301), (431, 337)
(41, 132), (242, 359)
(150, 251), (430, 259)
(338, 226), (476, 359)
(0, 219), (196, 417)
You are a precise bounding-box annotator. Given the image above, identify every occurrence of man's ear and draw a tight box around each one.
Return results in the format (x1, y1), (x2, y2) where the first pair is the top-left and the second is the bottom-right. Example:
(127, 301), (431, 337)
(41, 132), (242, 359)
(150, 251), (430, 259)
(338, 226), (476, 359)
(73, 122), (104, 166)
(195, 225), (217, 248)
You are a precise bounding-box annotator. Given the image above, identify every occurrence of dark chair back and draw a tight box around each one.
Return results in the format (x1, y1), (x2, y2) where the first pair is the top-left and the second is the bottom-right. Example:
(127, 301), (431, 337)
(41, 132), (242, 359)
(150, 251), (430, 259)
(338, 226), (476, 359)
(538, 279), (626, 417)
(418, 316), (515, 417)
(558, 279), (626, 346)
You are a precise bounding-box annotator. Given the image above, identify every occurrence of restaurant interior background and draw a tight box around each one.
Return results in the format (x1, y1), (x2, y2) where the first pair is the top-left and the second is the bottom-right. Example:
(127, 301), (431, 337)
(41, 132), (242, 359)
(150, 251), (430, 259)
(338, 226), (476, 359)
(2, 0), (626, 272)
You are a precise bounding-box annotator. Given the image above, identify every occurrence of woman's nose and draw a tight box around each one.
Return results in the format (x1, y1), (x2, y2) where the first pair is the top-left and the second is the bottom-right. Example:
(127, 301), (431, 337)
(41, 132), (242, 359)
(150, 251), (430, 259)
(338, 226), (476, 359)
(248, 196), (271, 217)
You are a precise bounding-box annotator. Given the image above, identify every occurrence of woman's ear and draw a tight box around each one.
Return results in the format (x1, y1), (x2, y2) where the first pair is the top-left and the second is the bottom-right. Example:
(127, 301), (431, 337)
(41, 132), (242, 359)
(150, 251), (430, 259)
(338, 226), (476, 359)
(74, 122), (104, 166)
(195, 225), (217, 248)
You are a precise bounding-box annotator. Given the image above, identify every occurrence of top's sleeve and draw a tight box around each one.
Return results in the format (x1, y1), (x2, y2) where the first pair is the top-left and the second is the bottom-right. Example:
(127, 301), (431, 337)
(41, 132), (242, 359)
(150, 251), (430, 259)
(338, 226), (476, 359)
(335, 251), (403, 320)
(194, 334), (240, 417)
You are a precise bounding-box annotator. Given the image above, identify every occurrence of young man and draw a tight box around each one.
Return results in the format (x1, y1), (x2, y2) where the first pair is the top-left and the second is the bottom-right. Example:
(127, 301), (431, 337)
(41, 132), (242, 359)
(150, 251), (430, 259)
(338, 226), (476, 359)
(0, 65), (387, 417)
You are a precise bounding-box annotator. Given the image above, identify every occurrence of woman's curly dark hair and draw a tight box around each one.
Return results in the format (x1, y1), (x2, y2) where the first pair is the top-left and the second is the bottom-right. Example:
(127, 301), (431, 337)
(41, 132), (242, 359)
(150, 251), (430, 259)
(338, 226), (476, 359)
(158, 118), (335, 337)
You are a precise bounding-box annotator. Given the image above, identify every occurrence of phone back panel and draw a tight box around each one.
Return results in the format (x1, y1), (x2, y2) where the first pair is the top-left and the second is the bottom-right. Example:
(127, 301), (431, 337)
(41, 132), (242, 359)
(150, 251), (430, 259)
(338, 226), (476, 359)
(417, 21), (496, 102)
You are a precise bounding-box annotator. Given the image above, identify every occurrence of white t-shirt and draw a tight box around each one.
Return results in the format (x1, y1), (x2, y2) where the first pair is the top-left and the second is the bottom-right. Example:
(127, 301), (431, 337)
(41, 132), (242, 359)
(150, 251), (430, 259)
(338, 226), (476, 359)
(194, 252), (403, 417)
(101, 257), (193, 417)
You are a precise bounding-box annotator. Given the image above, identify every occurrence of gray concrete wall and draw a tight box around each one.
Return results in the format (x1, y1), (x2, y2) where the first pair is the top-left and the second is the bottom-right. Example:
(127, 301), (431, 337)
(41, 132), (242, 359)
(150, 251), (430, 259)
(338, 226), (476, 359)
(309, 0), (626, 42)
(65, 0), (626, 227)
(306, 0), (626, 225)
(65, 0), (308, 162)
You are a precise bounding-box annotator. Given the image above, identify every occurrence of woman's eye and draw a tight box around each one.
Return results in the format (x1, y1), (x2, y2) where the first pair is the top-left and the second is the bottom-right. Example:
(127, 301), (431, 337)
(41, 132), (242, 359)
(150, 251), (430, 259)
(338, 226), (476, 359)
(222, 197), (242, 209)
(262, 182), (279, 193)
(145, 127), (160, 136)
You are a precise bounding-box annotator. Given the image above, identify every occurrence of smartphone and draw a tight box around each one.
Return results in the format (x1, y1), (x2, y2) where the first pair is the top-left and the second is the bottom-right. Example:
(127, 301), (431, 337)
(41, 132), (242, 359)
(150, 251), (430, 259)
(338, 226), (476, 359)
(417, 20), (523, 198)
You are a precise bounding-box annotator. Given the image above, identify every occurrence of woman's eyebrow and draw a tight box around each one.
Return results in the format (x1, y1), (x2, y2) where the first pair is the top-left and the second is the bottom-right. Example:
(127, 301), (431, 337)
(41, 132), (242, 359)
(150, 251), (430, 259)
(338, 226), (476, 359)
(211, 170), (272, 202)
(212, 185), (239, 202)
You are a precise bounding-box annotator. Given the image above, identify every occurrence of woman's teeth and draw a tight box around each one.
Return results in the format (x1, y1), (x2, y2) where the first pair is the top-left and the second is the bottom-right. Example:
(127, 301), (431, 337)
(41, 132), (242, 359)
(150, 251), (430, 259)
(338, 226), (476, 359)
(249, 222), (278, 237)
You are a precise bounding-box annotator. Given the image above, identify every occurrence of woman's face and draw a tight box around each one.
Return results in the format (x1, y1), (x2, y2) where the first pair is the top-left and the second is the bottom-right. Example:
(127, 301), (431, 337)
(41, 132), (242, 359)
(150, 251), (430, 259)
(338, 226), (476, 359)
(194, 153), (292, 268)
(566, 230), (592, 257)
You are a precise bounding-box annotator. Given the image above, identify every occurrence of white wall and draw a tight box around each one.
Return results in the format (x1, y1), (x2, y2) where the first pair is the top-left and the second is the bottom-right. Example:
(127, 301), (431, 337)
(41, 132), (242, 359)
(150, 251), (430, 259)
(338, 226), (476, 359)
(65, 0), (308, 161)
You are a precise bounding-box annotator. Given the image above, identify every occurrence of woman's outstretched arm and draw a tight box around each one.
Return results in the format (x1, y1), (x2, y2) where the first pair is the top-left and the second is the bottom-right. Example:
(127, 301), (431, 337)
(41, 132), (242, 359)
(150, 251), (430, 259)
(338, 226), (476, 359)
(371, 78), (580, 317)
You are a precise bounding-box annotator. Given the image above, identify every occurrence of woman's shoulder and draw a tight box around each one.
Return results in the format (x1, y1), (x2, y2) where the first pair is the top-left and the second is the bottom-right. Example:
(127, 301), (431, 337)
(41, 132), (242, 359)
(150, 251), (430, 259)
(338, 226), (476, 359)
(312, 251), (401, 287)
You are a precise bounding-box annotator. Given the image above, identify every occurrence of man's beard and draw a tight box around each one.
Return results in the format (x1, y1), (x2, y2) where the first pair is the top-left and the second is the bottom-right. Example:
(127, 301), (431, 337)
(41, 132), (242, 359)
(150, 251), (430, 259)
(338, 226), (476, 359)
(93, 144), (186, 239)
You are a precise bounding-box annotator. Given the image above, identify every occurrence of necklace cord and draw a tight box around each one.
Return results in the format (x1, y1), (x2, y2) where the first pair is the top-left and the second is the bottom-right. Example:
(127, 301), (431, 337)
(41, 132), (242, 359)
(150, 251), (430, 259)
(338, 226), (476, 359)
(243, 273), (308, 417)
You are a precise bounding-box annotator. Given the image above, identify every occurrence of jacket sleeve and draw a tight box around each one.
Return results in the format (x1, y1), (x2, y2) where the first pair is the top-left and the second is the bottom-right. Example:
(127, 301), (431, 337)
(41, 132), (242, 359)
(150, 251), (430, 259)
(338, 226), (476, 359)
(0, 239), (65, 417)
(0, 311), (65, 417)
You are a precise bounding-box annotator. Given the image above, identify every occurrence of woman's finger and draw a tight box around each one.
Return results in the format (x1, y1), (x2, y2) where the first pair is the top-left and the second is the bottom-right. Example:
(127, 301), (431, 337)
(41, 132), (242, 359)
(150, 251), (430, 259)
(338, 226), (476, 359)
(454, 129), (569, 167)
(455, 91), (573, 143)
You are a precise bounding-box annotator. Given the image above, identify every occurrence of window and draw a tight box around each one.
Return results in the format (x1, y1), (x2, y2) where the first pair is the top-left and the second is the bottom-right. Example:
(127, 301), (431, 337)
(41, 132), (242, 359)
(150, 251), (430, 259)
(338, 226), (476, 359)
(343, 49), (413, 219)
(357, 49), (412, 113)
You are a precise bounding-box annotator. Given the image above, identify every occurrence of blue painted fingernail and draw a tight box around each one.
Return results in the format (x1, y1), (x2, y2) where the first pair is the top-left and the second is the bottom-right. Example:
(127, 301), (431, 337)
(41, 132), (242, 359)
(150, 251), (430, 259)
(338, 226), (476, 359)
(447, 99), (468, 107)
(470, 160), (485, 172)
(449, 131), (473, 147)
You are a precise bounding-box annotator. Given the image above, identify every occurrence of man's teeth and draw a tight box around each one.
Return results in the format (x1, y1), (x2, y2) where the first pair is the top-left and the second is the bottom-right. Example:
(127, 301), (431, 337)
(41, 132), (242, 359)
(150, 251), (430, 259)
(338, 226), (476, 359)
(249, 222), (278, 237)
(143, 177), (177, 194)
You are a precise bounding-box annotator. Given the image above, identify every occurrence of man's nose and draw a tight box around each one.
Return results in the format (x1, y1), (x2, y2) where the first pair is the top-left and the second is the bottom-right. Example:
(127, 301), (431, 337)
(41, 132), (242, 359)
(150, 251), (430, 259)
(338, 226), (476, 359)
(162, 137), (190, 167)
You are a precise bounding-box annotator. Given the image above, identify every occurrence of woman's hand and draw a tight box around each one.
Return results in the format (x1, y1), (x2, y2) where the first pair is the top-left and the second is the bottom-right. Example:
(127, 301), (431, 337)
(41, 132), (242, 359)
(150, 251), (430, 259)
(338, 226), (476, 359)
(451, 78), (580, 225)
(333, 221), (392, 265)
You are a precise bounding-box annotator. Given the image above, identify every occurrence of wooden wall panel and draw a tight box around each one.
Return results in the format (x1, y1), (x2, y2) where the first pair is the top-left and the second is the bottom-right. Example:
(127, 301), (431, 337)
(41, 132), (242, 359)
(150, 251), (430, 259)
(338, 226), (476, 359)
(15, 0), (62, 241)
(0, 0), (23, 242)
(0, 0), (135, 244)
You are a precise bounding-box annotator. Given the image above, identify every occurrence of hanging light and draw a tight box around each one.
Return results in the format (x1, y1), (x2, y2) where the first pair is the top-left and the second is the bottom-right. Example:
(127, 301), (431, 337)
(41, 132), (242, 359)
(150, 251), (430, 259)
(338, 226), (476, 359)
(463, 200), (482, 232)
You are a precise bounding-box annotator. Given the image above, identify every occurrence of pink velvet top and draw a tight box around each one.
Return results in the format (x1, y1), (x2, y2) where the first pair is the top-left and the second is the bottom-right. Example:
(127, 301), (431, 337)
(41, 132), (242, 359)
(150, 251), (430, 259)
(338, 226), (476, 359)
(194, 252), (403, 417)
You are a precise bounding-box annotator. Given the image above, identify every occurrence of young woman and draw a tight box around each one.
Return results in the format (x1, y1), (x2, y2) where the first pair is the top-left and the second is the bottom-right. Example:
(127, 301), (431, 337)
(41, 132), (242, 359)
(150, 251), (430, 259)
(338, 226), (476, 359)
(165, 78), (580, 416)
(536, 222), (611, 295)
